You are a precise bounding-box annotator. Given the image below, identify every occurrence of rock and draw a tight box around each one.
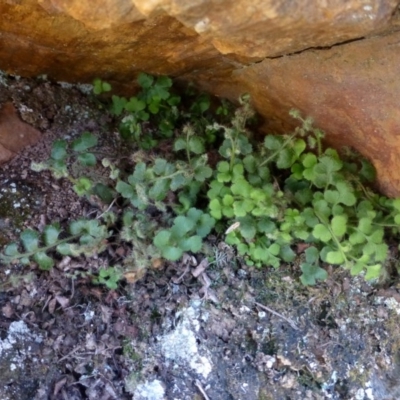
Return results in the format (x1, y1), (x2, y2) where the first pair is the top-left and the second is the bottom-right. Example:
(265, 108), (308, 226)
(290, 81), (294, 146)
(0, 321), (44, 400)
(0, 103), (41, 164)
(0, 1), (400, 193)
(226, 31), (400, 196)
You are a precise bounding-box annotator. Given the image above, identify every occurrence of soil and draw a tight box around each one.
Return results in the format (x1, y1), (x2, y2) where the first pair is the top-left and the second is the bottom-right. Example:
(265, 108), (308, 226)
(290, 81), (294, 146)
(0, 72), (400, 400)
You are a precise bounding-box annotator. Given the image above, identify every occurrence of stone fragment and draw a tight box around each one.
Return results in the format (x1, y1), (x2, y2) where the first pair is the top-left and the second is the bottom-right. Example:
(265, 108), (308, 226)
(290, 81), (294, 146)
(0, 103), (41, 164)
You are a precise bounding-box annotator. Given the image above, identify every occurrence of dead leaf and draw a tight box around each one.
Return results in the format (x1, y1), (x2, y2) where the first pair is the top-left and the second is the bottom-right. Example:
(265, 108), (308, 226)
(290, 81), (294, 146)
(152, 257), (163, 269)
(48, 298), (57, 314)
(100, 305), (112, 324)
(2, 302), (14, 318)
(53, 377), (67, 396)
(192, 258), (209, 278)
(55, 295), (70, 308)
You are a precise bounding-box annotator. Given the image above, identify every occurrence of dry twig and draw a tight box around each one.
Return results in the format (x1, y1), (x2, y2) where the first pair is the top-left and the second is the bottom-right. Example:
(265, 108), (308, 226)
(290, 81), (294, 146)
(194, 380), (211, 400)
(255, 301), (299, 330)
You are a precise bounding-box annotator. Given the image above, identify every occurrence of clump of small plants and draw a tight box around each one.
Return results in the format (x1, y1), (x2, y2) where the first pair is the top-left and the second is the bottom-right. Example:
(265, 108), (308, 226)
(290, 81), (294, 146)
(2, 72), (400, 288)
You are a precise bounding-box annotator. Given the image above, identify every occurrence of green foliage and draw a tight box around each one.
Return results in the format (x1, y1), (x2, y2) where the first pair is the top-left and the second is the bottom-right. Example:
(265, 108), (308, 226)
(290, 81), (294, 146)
(110, 73), (181, 148)
(93, 266), (122, 290)
(154, 208), (215, 260)
(31, 131), (100, 197)
(0, 220), (109, 270)
(93, 78), (112, 95)
(4, 72), (400, 290)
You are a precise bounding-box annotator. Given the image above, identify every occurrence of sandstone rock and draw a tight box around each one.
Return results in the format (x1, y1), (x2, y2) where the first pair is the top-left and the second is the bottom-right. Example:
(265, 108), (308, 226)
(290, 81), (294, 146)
(0, 1), (400, 193)
(0, 103), (41, 164)
(227, 31), (400, 196)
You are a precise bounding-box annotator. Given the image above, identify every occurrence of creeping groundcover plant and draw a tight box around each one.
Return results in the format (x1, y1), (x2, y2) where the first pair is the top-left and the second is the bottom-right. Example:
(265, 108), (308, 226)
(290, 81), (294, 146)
(2, 72), (400, 288)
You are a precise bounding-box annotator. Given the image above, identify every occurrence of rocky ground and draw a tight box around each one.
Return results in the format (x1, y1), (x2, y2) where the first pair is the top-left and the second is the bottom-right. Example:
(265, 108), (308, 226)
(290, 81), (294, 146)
(0, 73), (400, 400)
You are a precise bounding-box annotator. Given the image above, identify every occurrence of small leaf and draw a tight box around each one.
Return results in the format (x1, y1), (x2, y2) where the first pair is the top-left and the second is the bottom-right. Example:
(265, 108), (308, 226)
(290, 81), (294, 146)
(51, 140), (67, 161)
(174, 138), (187, 152)
(331, 215), (347, 237)
(324, 190), (340, 204)
(349, 231), (366, 245)
(365, 264), (381, 280)
(180, 235), (202, 253)
(171, 173), (188, 191)
(20, 229), (39, 252)
(336, 181), (356, 206)
(93, 183), (115, 204)
(137, 73), (154, 89)
(264, 135), (283, 151)
(73, 177), (92, 196)
(358, 217), (372, 234)
(162, 246), (182, 261)
(116, 181), (135, 199)
(69, 220), (87, 236)
(153, 158), (168, 175)
(304, 246), (319, 263)
(188, 137), (205, 154)
(194, 165), (212, 182)
(125, 97), (146, 113)
(172, 215), (195, 236)
(360, 160), (376, 182)
(280, 245), (296, 262)
(268, 243), (280, 256)
(351, 262), (365, 276)
(4, 243), (20, 257)
(312, 224), (331, 242)
(77, 153), (96, 166)
(300, 262), (328, 285)
(72, 132), (98, 152)
(149, 179), (169, 201)
(111, 95), (127, 116)
(44, 225), (61, 246)
(302, 153), (317, 169)
(34, 252), (54, 270)
(197, 214), (215, 237)
(326, 250), (345, 265)
(209, 199), (222, 220)
(374, 243), (388, 262)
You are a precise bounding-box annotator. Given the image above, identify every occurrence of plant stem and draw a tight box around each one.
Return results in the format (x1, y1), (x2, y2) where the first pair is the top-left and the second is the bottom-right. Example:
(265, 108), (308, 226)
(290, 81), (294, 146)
(259, 133), (296, 168)
(0, 234), (81, 263)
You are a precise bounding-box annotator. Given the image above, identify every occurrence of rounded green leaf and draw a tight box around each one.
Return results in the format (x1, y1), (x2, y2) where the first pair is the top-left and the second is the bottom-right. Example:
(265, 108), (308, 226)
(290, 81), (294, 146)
(331, 215), (347, 237)
(188, 137), (205, 154)
(350, 262), (365, 276)
(209, 199), (222, 220)
(72, 132), (98, 152)
(4, 243), (20, 257)
(77, 153), (96, 166)
(20, 229), (39, 252)
(44, 225), (61, 246)
(51, 140), (67, 161)
(304, 246), (319, 263)
(154, 230), (171, 248)
(326, 250), (345, 265)
(34, 252), (54, 270)
(365, 264), (381, 281)
(312, 224), (332, 242)
(268, 243), (280, 256)
(162, 246), (182, 261)
(300, 262), (328, 285)
(174, 137), (187, 152)
(264, 135), (283, 151)
(180, 235), (202, 253)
